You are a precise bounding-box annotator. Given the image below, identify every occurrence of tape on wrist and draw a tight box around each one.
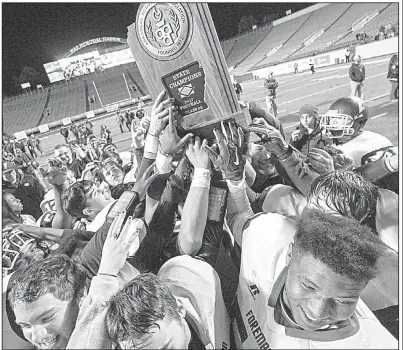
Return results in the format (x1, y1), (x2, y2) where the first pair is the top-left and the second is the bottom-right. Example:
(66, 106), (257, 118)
(191, 168), (211, 188)
(144, 134), (159, 159)
(156, 148), (173, 174)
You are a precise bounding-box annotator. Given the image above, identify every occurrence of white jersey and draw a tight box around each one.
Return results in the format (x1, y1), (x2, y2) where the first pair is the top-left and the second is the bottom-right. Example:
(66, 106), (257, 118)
(233, 213), (397, 349)
(335, 131), (392, 168)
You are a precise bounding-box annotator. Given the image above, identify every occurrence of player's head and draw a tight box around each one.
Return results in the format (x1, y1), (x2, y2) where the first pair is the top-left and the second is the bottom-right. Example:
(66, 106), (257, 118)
(106, 273), (191, 349)
(54, 144), (73, 165)
(353, 54), (362, 64)
(2, 161), (17, 184)
(88, 135), (98, 148)
(14, 148), (22, 156)
(3, 192), (24, 218)
(103, 143), (117, 154)
(268, 71), (274, 77)
(136, 109), (145, 119)
(298, 104), (319, 134)
(285, 208), (387, 331)
(100, 156), (125, 187)
(63, 180), (112, 219)
(320, 97), (369, 140)
(306, 170), (378, 228)
(8, 254), (87, 349)
(248, 142), (277, 177)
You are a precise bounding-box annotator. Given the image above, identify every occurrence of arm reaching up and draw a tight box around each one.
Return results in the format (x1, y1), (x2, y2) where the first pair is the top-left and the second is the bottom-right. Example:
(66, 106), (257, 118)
(177, 136), (211, 255)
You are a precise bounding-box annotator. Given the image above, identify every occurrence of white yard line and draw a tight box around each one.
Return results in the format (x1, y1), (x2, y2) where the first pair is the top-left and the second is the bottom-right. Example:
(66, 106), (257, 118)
(371, 113), (387, 120)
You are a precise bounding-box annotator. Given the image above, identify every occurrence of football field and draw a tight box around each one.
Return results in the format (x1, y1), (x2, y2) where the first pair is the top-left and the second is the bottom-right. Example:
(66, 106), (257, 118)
(36, 54), (399, 167)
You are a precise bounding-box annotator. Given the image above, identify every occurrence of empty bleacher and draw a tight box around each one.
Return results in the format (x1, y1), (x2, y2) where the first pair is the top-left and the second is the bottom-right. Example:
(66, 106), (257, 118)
(234, 12), (311, 73)
(41, 80), (87, 124)
(290, 2), (389, 60)
(2, 90), (49, 134)
(331, 3), (398, 50)
(224, 25), (273, 69)
(255, 3), (351, 68)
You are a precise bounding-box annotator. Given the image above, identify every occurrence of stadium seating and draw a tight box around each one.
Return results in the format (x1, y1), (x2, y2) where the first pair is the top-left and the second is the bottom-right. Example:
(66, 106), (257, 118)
(2, 90), (49, 134)
(331, 3), (398, 50)
(2, 3), (397, 135)
(234, 12), (311, 74)
(224, 25), (273, 69)
(290, 2), (389, 60)
(255, 3), (351, 68)
(41, 80), (87, 124)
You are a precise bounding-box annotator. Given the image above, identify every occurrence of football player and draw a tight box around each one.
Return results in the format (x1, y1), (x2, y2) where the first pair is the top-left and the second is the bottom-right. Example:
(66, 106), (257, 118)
(320, 96), (392, 168)
(205, 121), (397, 349)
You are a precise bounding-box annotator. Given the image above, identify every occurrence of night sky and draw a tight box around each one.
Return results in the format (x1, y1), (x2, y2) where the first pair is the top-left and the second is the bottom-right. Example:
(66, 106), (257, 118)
(2, 2), (313, 94)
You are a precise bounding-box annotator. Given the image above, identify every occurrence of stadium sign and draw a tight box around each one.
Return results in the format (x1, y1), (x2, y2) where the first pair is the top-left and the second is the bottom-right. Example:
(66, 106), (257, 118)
(128, 3), (251, 140)
(66, 37), (127, 57)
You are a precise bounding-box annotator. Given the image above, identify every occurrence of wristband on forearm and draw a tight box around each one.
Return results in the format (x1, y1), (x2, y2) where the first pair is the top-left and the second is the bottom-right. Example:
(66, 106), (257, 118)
(156, 148), (173, 174)
(144, 134), (159, 159)
(191, 168), (211, 189)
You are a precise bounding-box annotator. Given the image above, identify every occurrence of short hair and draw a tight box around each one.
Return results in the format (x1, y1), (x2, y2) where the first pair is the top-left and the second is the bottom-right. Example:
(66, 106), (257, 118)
(63, 180), (92, 218)
(307, 170), (378, 228)
(100, 151), (123, 167)
(293, 209), (387, 283)
(106, 273), (180, 345)
(8, 254), (87, 309)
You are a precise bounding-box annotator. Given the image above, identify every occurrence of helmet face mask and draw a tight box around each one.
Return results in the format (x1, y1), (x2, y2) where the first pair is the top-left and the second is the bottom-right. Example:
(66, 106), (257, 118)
(320, 111), (355, 138)
(2, 228), (50, 275)
(320, 97), (368, 139)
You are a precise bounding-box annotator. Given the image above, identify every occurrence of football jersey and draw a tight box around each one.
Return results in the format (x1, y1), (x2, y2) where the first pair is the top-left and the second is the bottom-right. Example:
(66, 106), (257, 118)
(233, 213), (397, 349)
(334, 131), (392, 168)
(40, 189), (56, 213)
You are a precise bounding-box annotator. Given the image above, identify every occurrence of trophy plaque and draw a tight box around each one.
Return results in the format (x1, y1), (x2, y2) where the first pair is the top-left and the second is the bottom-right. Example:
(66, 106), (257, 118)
(127, 3), (251, 139)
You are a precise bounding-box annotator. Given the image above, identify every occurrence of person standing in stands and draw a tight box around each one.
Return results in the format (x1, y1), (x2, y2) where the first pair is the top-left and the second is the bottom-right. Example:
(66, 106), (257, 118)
(264, 71), (279, 117)
(349, 55), (365, 99)
(294, 62), (299, 74)
(233, 80), (243, 100)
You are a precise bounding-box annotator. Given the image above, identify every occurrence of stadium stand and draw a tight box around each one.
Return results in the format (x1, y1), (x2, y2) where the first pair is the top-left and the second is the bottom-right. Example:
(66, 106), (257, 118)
(224, 25), (273, 69)
(289, 2), (389, 60)
(2, 90), (49, 134)
(2, 3), (397, 135)
(233, 12), (311, 74)
(254, 3), (352, 68)
(331, 3), (398, 50)
(41, 80), (87, 124)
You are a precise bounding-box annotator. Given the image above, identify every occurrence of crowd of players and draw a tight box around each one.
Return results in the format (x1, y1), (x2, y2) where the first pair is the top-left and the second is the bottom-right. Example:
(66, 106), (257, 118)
(2, 53), (400, 349)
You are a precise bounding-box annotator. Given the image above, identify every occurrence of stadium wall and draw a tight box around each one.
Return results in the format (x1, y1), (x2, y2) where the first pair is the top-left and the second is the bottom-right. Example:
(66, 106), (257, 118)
(272, 3), (329, 26)
(251, 36), (398, 79)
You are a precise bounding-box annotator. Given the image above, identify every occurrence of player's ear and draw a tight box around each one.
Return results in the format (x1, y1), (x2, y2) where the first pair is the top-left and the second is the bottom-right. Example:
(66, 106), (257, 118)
(82, 207), (94, 216)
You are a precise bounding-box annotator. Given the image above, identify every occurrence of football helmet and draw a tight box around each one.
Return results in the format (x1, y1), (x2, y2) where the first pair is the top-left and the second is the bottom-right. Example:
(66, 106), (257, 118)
(2, 226), (50, 275)
(320, 97), (369, 138)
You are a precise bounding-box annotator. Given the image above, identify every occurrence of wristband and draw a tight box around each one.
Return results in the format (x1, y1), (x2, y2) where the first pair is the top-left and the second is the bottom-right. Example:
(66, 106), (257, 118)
(98, 272), (117, 278)
(191, 168), (211, 188)
(144, 134), (159, 159)
(156, 148), (173, 174)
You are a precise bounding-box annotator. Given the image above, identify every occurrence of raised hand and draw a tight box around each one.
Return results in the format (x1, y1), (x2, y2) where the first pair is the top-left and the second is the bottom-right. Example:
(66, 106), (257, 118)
(249, 122), (288, 158)
(204, 121), (245, 181)
(159, 106), (193, 156)
(185, 136), (211, 169)
(80, 162), (99, 181)
(307, 148), (335, 174)
(46, 157), (68, 186)
(132, 162), (159, 200)
(149, 91), (177, 137)
(98, 211), (141, 277)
